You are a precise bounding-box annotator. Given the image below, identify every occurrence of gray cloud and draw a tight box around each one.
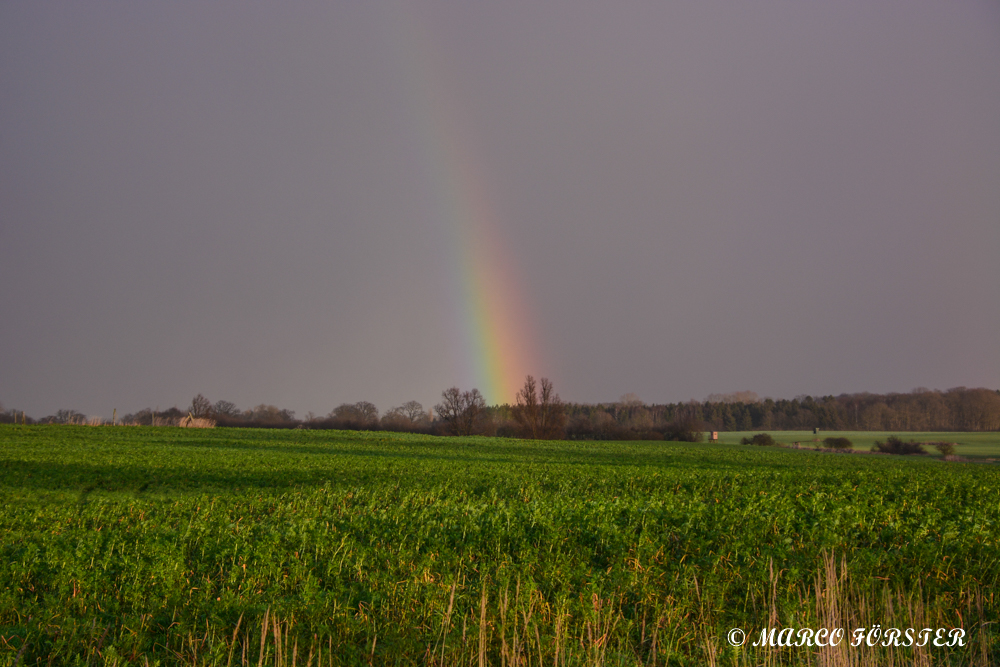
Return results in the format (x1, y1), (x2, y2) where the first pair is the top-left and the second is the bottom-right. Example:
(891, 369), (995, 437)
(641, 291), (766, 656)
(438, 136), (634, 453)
(2, 1), (998, 417)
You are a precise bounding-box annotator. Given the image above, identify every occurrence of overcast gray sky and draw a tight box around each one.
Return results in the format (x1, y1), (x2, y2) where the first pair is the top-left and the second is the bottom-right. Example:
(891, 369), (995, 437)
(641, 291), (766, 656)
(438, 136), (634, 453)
(2, 1), (998, 418)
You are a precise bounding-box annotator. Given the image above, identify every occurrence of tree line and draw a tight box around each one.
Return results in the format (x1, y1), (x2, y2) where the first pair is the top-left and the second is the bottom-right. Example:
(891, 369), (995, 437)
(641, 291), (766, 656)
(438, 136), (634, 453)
(560, 387), (1000, 437)
(691, 387), (1000, 432)
(3, 385), (998, 436)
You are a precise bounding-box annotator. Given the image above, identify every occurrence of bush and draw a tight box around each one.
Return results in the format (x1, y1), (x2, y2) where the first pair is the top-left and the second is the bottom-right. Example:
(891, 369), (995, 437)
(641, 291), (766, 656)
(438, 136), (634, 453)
(931, 442), (956, 456)
(871, 436), (927, 455)
(741, 433), (775, 447)
(662, 416), (704, 442)
(823, 437), (853, 450)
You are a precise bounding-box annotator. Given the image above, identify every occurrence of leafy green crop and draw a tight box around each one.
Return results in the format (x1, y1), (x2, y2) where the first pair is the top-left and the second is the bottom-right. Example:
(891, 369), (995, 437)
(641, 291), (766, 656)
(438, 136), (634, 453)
(0, 425), (996, 665)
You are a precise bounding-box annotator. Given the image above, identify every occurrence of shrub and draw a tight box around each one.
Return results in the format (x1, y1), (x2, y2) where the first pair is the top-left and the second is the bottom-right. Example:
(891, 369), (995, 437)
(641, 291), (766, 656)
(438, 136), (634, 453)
(871, 436), (927, 455)
(662, 416), (704, 442)
(741, 433), (775, 447)
(823, 437), (853, 450)
(931, 442), (956, 456)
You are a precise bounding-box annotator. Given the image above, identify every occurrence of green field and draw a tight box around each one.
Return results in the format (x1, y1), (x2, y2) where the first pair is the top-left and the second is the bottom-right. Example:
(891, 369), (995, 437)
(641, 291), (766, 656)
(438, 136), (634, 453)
(1, 425), (998, 666)
(714, 430), (1000, 459)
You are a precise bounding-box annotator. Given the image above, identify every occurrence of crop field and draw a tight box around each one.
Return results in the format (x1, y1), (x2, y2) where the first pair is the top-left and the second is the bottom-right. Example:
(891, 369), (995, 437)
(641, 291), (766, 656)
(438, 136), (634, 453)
(1, 425), (998, 666)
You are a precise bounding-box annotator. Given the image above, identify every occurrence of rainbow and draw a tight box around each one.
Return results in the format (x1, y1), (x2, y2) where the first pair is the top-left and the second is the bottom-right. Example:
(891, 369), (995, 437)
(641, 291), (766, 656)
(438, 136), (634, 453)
(394, 8), (538, 405)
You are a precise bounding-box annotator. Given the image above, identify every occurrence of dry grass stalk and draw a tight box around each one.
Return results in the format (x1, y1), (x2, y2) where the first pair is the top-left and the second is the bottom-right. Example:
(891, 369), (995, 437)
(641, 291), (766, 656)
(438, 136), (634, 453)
(58, 560), (994, 667)
(179, 414), (216, 428)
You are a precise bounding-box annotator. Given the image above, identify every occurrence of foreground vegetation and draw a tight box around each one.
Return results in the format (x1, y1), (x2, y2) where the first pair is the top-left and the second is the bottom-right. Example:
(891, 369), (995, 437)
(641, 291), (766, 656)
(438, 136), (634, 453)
(1, 425), (998, 665)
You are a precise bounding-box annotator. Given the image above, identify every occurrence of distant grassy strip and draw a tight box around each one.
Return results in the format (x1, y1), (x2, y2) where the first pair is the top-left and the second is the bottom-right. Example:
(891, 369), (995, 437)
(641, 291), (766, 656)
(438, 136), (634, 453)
(715, 430), (1000, 458)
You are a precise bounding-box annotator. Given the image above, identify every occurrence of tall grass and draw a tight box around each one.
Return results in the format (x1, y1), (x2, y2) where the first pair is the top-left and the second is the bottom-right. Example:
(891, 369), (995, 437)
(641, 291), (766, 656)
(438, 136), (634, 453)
(4, 553), (990, 666)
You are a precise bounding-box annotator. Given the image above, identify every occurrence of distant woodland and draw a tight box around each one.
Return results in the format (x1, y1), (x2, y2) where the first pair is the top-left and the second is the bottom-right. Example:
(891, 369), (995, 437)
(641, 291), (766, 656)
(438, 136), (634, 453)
(4, 385), (999, 439)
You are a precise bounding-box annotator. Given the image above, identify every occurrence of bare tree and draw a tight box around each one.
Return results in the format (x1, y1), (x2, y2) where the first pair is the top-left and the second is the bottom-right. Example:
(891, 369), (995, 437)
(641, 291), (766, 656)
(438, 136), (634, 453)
(330, 403), (356, 418)
(354, 401), (379, 424)
(513, 375), (566, 439)
(513, 376), (540, 438)
(122, 408), (154, 426)
(538, 378), (566, 438)
(212, 400), (241, 418)
(435, 388), (465, 435)
(435, 387), (487, 436)
(189, 394), (212, 418)
(380, 407), (409, 431)
(381, 400), (430, 431)
(48, 409), (86, 425)
(238, 404), (297, 426)
(401, 400), (427, 423)
(329, 402), (379, 429)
